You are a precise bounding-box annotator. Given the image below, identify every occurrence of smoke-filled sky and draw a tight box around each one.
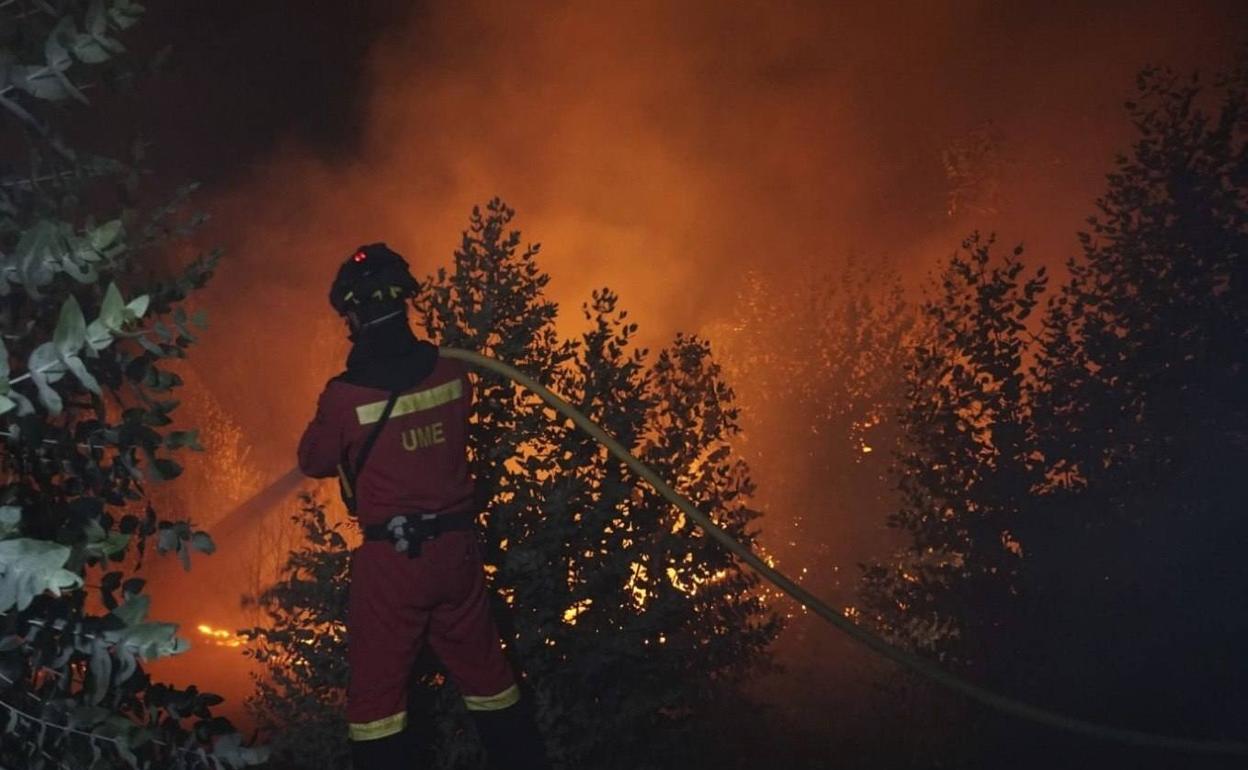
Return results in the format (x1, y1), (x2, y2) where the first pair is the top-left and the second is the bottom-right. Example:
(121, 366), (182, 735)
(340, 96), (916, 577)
(121, 0), (1246, 727)
(128, 0), (1246, 469)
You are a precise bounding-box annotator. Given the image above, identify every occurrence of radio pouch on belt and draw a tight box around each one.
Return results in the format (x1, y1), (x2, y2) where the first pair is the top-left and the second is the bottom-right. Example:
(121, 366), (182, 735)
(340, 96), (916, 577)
(338, 389), (402, 516)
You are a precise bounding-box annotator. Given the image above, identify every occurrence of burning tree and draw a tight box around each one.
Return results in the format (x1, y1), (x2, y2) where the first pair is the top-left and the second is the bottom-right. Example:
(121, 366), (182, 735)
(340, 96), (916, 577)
(243, 495), (351, 770)
(856, 235), (1045, 669)
(0, 3), (264, 768)
(848, 234), (1045, 765)
(709, 257), (913, 598)
(246, 199), (780, 769)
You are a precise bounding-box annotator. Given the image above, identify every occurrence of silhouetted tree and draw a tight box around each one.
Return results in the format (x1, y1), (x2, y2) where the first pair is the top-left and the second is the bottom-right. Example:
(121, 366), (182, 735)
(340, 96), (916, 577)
(856, 234), (1045, 674)
(1023, 62), (1248, 747)
(859, 61), (1248, 769)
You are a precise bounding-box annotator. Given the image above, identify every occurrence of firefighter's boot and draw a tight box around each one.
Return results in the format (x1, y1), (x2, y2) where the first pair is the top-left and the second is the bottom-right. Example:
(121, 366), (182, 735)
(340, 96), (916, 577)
(349, 725), (418, 770)
(470, 699), (551, 770)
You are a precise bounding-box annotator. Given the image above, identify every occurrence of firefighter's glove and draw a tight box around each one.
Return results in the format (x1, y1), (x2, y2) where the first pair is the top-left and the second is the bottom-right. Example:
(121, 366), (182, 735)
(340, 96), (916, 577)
(387, 515), (411, 555)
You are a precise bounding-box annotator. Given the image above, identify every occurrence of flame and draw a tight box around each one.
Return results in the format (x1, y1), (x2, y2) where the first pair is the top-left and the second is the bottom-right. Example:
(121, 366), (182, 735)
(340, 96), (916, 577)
(196, 623), (246, 649)
(626, 562), (650, 607)
(562, 598), (593, 626)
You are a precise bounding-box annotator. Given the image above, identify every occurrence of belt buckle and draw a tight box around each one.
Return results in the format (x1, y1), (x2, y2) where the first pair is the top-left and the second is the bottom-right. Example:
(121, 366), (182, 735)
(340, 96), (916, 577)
(413, 513), (439, 557)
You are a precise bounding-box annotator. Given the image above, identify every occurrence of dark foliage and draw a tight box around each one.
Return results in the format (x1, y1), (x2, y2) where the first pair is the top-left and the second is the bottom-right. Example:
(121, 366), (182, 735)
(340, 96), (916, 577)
(242, 494), (352, 770)
(1022, 63), (1248, 759)
(0, 2), (263, 768)
(860, 63), (1248, 769)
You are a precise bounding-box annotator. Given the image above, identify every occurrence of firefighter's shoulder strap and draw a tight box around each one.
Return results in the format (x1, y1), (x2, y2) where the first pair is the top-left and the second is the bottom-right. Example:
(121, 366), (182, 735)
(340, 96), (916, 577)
(339, 388), (402, 516)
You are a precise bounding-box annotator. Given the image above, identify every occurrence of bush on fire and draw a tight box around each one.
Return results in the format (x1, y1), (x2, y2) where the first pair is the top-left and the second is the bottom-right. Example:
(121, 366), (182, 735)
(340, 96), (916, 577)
(0, 3), (265, 768)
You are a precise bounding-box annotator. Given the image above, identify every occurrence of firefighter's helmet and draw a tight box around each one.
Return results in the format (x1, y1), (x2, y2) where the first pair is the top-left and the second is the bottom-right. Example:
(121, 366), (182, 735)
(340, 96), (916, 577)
(329, 243), (419, 327)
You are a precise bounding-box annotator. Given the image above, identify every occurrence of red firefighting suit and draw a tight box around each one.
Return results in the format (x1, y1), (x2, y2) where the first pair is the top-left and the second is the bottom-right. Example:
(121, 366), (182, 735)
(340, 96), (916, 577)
(297, 331), (518, 744)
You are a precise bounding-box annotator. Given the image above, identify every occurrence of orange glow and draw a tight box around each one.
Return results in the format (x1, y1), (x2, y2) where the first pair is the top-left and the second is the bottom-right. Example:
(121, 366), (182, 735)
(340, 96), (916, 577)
(196, 623), (246, 649)
(140, 0), (1241, 734)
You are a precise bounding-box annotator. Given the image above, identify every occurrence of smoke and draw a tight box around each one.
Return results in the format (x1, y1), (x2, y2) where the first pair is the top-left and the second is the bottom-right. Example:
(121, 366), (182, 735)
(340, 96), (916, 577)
(185, 1), (1244, 456)
(176, 0), (1247, 601)
(147, 0), (1244, 724)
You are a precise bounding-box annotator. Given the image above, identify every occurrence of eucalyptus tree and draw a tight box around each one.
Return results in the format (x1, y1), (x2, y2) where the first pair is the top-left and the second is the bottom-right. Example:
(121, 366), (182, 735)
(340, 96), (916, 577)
(0, 3), (265, 767)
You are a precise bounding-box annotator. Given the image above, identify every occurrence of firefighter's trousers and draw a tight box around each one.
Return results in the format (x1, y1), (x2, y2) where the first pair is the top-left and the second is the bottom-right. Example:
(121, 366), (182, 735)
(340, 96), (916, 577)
(346, 529), (518, 741)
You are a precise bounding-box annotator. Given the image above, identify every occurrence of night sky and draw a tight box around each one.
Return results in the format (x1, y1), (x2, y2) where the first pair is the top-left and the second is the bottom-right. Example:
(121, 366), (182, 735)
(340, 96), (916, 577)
(125, 0), (414, 183)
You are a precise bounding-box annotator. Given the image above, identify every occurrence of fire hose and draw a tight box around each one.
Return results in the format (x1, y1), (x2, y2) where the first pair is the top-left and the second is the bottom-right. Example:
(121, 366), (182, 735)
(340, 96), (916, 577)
(205, 348), (1248, 756)
(438, 347), (1248, 758)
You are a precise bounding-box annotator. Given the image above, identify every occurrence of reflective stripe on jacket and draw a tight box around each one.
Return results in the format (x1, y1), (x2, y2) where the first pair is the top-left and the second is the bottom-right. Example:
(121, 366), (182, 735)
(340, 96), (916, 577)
(298, 354), (475, 525)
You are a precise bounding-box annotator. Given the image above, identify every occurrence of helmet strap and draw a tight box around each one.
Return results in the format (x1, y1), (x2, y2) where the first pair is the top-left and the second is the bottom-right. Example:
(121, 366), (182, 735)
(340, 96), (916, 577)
(346, 306), (405, 340)
(361, 308), (405, 329)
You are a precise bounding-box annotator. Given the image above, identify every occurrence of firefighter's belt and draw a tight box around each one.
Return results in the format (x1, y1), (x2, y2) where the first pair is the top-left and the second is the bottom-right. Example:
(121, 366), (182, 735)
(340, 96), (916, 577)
(362, 511), (475, 557)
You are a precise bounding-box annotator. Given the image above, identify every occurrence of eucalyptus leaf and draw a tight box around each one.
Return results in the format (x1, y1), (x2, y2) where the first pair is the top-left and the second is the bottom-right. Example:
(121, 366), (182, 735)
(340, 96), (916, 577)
(190, 531), (215, 555)
(88, 640), (112, 704)
(72, 35), (111, 64)
(54, 296), (88, 356)
(114, 622), (188, 660)
(124, 295), (150, 321)
(119, 452), (143, 482)
(28, 342), (68, 382)
(9, 391), (35, 417)
(84, 517), (107, 543)
(165, 430), (203, 451)
(85, 531), (129, 559)
(64, 355), (101, 394)
(85, 319), (114, 352)
(155, 527), (178, 553)
(71, 234), (103, 264)
(13, 220), (61, 297)
(136, 335), (164, 356)
(60, 254), (99, 284)
(115, 646), (137, 683)
(44, 18), (75, 73)
(111, 593), (149, 627)
(31, 371), (63, 416)
(110, 1), (145, 30)
(100, 283), (125, 330)
(89, 220), (124, 251)
(0, 538), (83, 611)
(13, 66), (71, 101)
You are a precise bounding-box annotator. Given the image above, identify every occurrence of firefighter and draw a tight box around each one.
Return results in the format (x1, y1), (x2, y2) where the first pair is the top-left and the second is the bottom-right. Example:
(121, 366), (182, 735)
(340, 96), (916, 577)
(297, 243), (549, 770)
